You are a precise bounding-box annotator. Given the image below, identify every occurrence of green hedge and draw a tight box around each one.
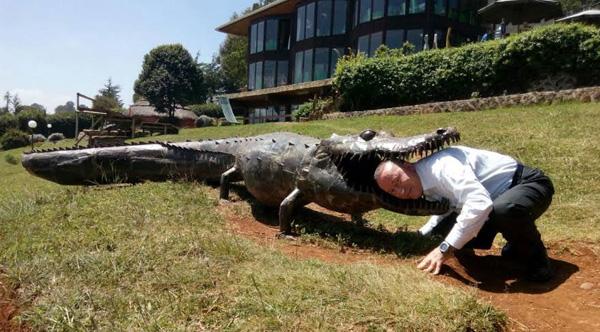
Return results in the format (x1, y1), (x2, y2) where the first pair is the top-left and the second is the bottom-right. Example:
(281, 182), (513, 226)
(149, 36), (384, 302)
(334, 23), (600, 111)
(1, 129), (29, 150)
(46, 112), (92, 138)
(0, 113), (18, 137)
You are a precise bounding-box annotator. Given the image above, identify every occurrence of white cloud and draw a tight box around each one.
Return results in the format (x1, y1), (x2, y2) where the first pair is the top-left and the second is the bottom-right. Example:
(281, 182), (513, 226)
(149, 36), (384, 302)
(8, 88), (73, 114)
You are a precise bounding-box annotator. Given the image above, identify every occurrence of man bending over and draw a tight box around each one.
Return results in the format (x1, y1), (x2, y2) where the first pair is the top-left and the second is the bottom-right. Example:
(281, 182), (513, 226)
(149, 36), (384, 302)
(374, 146), (555, 282)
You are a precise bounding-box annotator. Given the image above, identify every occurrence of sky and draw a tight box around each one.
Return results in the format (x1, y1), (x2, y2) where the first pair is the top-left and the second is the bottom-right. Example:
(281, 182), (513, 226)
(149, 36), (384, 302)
(0, 0), (253, 113)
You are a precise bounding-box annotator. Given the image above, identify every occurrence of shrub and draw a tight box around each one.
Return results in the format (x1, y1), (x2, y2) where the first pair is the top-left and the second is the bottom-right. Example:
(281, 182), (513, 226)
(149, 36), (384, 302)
(4, 154), (18, 165)
(293, 98), (336, 120)
(334, 23), (600, 111)
(0, 129), (30, 150)
(189, 103), (222, 118)
(47, 112), (92, 138)
(17, 108), (47, 134)
(0, 113), (18, 137)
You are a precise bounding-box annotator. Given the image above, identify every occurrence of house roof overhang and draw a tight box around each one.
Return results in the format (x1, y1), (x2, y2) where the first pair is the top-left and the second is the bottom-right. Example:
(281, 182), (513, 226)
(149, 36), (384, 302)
(216, 0), (299, 36)
(221, 79), (333, 108)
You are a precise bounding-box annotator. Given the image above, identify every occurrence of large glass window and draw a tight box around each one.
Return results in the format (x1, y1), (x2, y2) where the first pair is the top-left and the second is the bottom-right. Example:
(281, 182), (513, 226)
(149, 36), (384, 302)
(314, 48), (330, 80)
(333, 0), (347, 35)
(388, 0), (406, 16)
(264, 61), (276, 88)
(277, 60), (288, 86)
(255, 61), (263, 89)
(354, 1), (359, 26)
(305, 2), (316, 39)
(257, 21), (265, 52)
(448, 0), (459, 20)
(409, 0), (426, 14)
(249, 63), (256, 90)
(459, 0), (472, 24)
(434, 0), (446, 16)
(317, 0), (332, 37)
(297, 6), (306, 41)
(250, 24), (257, 54)
(358, 35), (369, 55)
(434, 29), (445, 48)
(265, 20), (278, 51)
(370, 31), (383, 56)
(303, 49), (313, 82)
(359, 0), (371, 23)
(331, 48), (344, 75)
(406, 29), (423, 51)
(373, 0), (385, 20)
(386, 29), (405, 49)
(278, 20), (290, 50)
(358, 32), (384, 57)
(294, 52), (303, 83)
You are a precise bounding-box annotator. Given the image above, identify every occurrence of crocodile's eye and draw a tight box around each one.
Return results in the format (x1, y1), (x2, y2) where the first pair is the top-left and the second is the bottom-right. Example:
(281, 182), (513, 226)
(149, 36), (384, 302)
(360, 130), (377, 141)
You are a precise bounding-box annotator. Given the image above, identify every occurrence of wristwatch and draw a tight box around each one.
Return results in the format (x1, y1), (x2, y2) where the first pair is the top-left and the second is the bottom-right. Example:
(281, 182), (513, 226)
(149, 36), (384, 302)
(439, 241), (453, 254)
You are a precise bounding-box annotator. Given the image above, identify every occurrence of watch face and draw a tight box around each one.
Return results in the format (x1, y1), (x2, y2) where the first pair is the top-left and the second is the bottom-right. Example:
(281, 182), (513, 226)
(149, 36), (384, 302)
(439, 242), (450, 253)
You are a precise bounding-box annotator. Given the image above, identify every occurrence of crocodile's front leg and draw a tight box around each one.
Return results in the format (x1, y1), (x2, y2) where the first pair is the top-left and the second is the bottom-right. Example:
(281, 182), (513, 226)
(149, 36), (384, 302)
(220, 166), (242, 200)
(279, 188), (303, 235)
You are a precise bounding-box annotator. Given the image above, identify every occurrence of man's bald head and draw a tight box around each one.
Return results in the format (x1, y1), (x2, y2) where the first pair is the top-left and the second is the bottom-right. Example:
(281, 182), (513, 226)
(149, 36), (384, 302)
(374, 161), (423, 200)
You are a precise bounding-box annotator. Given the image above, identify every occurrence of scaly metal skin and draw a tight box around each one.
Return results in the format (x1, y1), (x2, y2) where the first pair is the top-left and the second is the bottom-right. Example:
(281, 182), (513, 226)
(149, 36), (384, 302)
(22, 128), (460, 234)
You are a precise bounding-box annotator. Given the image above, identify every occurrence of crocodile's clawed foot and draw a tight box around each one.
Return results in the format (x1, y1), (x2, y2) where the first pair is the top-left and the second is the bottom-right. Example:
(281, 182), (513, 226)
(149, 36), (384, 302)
(276, 232), (298, 241)
(219, 199), (233, 206)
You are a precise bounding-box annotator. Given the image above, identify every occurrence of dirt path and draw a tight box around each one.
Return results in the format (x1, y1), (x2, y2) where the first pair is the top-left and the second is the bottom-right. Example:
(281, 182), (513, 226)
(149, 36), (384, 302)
(220, 201), (600, 332)
(0, 277), (27, 332)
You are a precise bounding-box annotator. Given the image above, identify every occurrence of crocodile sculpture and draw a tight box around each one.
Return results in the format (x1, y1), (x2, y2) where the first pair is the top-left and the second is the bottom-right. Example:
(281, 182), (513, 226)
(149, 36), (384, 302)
(22, 127), (460, 234)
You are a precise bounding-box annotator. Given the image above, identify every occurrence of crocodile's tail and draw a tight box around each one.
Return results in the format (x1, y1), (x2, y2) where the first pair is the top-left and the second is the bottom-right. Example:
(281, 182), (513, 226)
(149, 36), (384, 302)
(21, 142), (235, 185)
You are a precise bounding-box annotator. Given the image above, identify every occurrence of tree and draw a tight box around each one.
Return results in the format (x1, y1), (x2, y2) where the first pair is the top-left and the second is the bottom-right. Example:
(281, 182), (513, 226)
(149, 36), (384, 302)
(215, 34), (248, 92)
(16, 108), (47, 134)
(54, 101), (76, 114)
(134, 44), (206, 120)
(30, 103), (47, 114)
(11, 95), (21, 114)
(198, 60), (225, 101)
(97, 78), (123, 108)
(93, 95), (120, 112)
(3, 92), (10, 113)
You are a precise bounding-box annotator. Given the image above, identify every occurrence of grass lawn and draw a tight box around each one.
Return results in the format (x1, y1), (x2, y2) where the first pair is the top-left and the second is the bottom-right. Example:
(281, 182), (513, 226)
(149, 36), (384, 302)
(1, 101), (599, 330)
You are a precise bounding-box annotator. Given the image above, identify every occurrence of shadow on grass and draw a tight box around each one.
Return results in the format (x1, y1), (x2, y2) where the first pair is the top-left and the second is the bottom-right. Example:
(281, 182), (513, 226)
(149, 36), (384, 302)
(443, 253), (578, 294)
(228, 184), (438, 258)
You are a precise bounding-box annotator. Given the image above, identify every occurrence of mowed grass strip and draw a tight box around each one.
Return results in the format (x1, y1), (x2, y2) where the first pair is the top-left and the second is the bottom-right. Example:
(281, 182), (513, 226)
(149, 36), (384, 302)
(0, 179), (502, 330)
(1, 100), (598, 330)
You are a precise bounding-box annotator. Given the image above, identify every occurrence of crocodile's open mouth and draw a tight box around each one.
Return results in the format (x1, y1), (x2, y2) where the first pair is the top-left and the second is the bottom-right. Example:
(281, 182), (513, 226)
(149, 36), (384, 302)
(323, 127), (460, 214)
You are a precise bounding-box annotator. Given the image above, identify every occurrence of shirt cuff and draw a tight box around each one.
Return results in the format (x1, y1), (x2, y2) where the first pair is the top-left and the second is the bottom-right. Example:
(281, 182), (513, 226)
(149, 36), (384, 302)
(418, 216), (442, 236)
(445, 226), (474, 250)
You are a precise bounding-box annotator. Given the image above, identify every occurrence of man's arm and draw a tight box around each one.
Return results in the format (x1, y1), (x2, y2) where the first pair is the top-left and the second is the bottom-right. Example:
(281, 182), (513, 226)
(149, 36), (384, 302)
(417, 155), (493, 274)
(435, 156), (493, 249)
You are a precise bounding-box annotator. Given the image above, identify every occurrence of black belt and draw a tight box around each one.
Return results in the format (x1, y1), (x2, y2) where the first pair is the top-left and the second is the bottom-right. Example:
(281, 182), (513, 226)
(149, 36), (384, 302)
(510, 163), (524, 188)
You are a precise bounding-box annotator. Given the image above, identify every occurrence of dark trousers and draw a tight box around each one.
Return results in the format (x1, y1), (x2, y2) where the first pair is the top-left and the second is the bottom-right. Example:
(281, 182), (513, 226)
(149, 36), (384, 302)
(433, 165), (554, 253)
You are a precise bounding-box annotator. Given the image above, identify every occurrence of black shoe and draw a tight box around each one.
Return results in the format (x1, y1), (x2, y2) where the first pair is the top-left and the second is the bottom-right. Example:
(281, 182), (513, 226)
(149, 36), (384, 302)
(525, 247), (554, 282)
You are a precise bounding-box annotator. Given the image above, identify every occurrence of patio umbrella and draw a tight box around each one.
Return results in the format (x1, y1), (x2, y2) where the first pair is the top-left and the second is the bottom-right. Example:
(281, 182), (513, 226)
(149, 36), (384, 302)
(478, 0), (563, 25)
(556, 9), (600, 24)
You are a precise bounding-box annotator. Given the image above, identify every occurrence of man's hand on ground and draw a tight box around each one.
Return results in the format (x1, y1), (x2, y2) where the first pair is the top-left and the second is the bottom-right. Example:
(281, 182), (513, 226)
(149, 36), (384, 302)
(417, 248), (452, 275)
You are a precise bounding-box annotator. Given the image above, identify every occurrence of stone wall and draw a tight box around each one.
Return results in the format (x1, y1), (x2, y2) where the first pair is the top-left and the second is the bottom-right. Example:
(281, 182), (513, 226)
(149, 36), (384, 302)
(322, 86), (600, 120)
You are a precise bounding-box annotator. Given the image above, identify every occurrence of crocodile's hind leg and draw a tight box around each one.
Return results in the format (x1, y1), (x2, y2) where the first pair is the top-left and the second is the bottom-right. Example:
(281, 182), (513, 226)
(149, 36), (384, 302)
(220, 166), (242, 200)
(278, 188), (303, 235)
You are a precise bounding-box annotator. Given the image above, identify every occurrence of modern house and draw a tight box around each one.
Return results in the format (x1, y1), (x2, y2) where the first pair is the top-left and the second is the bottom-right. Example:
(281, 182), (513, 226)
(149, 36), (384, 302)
(217, 0), (486, 121)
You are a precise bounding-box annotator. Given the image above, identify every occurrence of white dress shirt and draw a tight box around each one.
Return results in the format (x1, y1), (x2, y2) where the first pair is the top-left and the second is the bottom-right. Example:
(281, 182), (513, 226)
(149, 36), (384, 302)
(414, 146), (517, 249)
